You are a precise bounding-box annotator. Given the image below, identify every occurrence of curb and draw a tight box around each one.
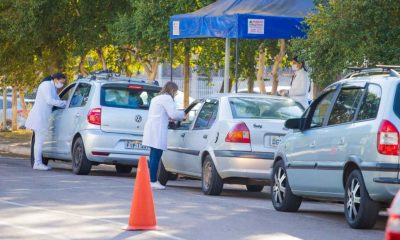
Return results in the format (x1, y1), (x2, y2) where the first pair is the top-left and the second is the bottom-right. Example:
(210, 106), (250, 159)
(0, 143), (30, 157)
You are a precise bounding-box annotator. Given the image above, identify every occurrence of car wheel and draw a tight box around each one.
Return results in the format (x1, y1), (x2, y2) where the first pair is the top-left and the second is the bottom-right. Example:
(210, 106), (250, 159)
(115, 164), (132, 174)
(30, 132), (49, 168)
(202, 155), (223, 195)
(271, 160), (302, 212)
(72, 137), (92, 175)
(246, 185), (264, 192)
(157, 160), (169, 186)
(344, 169), (380, 229)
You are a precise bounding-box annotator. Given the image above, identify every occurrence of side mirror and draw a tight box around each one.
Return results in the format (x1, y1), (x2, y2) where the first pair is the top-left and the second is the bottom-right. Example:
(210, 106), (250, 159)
(285, 118), (305, 130)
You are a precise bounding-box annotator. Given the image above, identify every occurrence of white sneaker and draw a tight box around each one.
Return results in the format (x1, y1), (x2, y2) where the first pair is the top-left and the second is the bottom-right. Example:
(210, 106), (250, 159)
(151, 181), (166, 190)
(33, 163), (51, 171)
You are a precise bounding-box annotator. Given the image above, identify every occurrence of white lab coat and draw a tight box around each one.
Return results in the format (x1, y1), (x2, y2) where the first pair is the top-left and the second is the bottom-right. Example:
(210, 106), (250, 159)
(25, 80), (66, 132)
(142, 94), (185, 150)
(289, 68), (311, 109)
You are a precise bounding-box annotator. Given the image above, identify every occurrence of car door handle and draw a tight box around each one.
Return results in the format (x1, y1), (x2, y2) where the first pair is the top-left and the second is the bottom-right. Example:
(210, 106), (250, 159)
(180, 133), (186, 138)
(309, 140), (316, 148)
(75, 113), (81, 118)
(338, 137), (345, 146)
(203, 134), (208, 139)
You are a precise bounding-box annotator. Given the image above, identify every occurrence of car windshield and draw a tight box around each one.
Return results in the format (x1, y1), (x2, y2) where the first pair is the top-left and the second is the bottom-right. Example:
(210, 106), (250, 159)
(101, 85), (159, 110)
(229, 97), (304, 120)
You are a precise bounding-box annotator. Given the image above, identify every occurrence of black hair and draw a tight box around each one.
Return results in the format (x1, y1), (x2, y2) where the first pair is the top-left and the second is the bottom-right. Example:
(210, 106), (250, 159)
(292, 56), (307, 72)
(41, 72), (66, 82)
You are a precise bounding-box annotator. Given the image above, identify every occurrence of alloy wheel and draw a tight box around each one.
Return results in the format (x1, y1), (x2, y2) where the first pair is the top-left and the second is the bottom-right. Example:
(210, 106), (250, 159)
(73, 144), (83, 168)
(346, 178), (361, 221)
(273, 167), (287, 205)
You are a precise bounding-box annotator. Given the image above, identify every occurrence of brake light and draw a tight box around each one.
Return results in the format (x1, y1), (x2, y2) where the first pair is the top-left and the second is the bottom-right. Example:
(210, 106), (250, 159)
(128, 85), (143, 90)
(378, 120), (399, 156)
(225, 122), (251, 143)
(87, 108), (101, 125)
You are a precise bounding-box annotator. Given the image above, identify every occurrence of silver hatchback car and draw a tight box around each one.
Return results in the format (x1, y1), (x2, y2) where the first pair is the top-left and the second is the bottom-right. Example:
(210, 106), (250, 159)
(31, 72), (161, 175)
(272, 66), (400, 229)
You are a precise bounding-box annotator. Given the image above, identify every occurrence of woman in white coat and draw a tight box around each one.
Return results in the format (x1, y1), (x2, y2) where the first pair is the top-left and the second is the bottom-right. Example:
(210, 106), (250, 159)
(26, 73), (67, 171)
(142, 81), (185, 190)
(288, 57), (311, 109)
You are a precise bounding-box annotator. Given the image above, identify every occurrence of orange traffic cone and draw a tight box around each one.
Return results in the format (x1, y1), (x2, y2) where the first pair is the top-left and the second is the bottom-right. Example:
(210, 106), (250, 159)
(126, 156), (157, 230)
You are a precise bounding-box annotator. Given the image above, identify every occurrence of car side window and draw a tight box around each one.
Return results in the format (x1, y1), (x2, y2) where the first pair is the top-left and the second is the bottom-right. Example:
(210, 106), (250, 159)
(356, 84), (381, 121)
(179, 102), (202, 128)
(328, 88), (364, 125)
(70, 83), (91, 108)
(310, 91), (335, 128)
(193, 101), (219, 130)
(59, 84), (76, 102)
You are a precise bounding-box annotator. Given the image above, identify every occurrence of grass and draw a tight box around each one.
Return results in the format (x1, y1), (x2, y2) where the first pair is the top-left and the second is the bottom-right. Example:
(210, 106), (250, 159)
(0, 129), (32, 142)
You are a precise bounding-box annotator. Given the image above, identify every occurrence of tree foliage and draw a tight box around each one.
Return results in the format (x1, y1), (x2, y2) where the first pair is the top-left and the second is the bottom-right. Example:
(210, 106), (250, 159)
(291, 0), (400, 88)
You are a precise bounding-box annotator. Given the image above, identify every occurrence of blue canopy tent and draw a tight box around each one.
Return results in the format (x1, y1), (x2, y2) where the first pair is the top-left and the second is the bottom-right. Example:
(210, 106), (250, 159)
(169, 0), (314, 93)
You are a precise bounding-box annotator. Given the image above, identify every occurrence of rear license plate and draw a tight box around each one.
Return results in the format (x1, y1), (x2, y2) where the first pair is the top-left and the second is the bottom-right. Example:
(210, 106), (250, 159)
(270, 135), (282, 147)
(125, 140), (149, 151)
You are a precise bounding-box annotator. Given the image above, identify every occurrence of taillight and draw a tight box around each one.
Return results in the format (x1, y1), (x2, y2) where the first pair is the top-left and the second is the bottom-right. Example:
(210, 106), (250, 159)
(128, 85), (143, 90)
(378, 120), (399, 156)
(386, 214), (400, 240)
(87, 108), (101, 125)
(225, 122), (251, 143)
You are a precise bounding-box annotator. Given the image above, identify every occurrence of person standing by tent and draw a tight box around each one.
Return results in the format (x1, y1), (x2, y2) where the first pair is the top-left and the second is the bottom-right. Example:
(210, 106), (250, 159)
(142, 81), (185, 190)
(288, 56), (311, 109)
(26, 73), (67, 171)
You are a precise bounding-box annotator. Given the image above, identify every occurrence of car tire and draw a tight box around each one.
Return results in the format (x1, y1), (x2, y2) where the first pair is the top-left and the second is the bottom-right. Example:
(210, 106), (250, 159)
(30, 132), (49, 168)
(246, 185), (264, 192)
(271, 160), (302, 212)
(72, 137), (92, 175)
(344, 169), (380, 229)
(115, 164), (132, 174)
(157, 160), (169, 186)
(202, 155), (223, 195)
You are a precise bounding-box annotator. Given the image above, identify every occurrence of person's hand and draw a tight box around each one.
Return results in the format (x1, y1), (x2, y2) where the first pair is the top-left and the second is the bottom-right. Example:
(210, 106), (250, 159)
(279, 89), (289, 97)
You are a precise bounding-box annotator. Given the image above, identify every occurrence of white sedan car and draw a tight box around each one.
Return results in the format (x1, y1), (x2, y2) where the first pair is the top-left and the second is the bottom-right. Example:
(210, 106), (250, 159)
(158, 94), (304, 195)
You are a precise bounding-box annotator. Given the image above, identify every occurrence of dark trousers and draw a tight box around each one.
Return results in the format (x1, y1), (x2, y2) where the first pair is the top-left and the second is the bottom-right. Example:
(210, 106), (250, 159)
(149, 147), (163, 182)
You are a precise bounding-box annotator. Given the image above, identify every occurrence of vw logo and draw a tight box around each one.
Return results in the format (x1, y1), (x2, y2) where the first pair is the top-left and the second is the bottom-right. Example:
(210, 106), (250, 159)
(135, 115), (142, 123)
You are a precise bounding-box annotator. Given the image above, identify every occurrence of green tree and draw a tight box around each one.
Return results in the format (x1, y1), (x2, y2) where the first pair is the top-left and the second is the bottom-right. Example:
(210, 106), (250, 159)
(291, 0), (400, 91)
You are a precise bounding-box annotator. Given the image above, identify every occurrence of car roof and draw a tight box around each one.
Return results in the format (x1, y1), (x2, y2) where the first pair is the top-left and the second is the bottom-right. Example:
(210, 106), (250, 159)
(205, 93), (292, 100)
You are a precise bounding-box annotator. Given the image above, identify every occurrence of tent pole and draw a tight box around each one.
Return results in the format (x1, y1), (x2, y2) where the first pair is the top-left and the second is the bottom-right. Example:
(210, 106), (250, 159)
(223, 38), (230, 93)
(170, 39), (173, 82)
(235, 37), (239, 93)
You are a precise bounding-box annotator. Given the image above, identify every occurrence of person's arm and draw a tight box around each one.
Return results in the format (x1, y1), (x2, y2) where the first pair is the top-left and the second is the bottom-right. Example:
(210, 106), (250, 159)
(42, 82), (67, 107)
(289, 74), (309, 97)
(161, 96), (185, 121)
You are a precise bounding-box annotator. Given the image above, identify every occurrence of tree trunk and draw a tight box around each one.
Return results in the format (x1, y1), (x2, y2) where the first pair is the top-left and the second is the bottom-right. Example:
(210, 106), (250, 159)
(256, 44), (266, 94)
(247, 78), (254, 93)
(18, 90), (28, 119)
(183, 43), (190, 108)
(96, 48), (107, 70)
(11, 86), (18, 131)
(141, 58), (159, 81)
(79, 54), (89, 76)
(2, 82), (7, 131)
(271, 39), (286, 95)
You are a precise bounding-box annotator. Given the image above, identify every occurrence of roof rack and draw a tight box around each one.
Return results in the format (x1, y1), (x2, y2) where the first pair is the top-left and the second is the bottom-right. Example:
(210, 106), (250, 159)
(344, 65), (400, 79)
(80, 70), (160, 86)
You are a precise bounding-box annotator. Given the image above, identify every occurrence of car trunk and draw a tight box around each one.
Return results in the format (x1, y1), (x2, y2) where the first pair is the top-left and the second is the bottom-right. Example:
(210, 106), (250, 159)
(243, 119), (288, 152)
(101, 107), (148, 135)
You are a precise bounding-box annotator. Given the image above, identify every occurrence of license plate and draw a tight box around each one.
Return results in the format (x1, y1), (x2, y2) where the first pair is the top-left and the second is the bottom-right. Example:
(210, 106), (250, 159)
(125, 140), (149, 150)
(270, 135), (282, 147)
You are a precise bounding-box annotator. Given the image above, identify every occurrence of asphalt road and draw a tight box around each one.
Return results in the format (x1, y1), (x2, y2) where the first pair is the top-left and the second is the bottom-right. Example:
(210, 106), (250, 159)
(0, 156), (386, 240)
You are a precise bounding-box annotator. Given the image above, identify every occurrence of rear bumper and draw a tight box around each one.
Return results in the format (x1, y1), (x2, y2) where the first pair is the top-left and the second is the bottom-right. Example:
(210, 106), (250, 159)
(81, 129), (150, 165)
(374, 177), (400, 184)
(213, 150), (274, 181)
(363, 170), (400, 202)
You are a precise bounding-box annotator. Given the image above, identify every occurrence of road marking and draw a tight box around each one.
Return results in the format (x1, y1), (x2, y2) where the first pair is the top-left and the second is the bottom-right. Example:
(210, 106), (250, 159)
(0, 220), (69, 240)
(0, 199), (188, 240)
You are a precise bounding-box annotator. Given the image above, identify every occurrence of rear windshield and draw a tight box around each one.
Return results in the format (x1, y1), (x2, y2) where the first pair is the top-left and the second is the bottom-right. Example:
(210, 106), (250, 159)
(395, 83), (400, 118)
(101, 85), (159, 109)
(229, 97), (304, 120)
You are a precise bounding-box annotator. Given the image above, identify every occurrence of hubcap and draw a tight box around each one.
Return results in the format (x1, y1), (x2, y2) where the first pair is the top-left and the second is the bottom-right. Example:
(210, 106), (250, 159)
(74, 144), (83, 168)
(346, 178), (361, 221)
(203, 161), (212, 189)
(272, 167), (287, 205)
